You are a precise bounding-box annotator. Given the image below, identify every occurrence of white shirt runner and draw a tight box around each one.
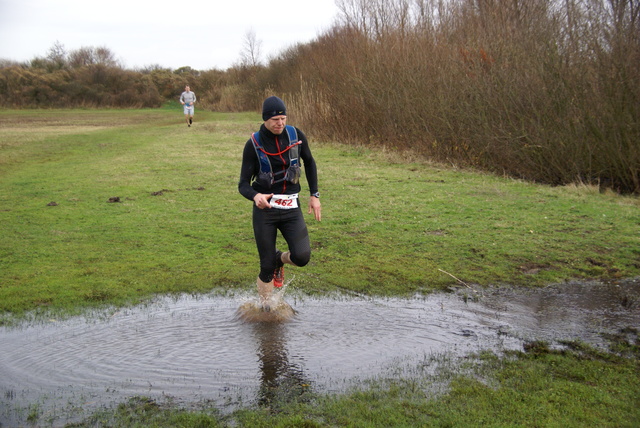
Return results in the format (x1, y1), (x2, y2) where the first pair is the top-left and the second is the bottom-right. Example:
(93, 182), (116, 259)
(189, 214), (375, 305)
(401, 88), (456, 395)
(270, 193), (299, 209)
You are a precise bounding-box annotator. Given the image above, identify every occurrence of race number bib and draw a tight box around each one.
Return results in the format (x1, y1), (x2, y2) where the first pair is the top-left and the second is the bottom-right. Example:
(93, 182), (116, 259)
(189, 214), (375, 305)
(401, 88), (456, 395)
(270, 194), (299, 209)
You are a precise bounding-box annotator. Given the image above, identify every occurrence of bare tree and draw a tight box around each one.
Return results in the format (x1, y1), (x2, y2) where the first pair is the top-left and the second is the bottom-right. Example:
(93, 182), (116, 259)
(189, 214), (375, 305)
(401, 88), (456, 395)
(68, 46), (119, 68)
(47, 41), (67, 69)
(94, 47), (118, 67)
(240, 29), (263, 67)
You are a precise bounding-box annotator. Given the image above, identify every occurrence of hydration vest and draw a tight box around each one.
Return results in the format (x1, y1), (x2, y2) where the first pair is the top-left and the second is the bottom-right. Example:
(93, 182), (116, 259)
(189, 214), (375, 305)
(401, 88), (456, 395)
(250, 125), (301, 189)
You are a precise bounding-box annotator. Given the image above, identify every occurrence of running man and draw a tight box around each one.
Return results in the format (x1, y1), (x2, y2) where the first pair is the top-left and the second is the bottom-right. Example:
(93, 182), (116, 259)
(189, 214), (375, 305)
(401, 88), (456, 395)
(238, 96), (321, 310)
(179, 85), (196, 127)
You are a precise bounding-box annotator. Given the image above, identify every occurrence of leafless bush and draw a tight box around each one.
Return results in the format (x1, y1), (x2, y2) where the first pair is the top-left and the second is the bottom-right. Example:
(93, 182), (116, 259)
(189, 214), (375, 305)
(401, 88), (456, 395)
(281, 0), (639, 193)
(0, 64), (162, 108)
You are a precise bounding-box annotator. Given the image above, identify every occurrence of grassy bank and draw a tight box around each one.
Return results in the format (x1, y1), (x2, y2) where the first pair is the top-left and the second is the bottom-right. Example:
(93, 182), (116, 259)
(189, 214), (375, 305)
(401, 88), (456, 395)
(1, 109), (638, 318)
(1, 109), (639, 426)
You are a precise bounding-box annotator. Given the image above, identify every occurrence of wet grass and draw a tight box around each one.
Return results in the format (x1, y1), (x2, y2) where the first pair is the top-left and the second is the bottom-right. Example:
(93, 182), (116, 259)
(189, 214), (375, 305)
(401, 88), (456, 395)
(1, 109), (639, 426)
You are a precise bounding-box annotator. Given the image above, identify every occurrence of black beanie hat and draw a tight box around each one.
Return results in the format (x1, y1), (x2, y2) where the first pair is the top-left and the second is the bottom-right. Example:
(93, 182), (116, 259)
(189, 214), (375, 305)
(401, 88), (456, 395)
(262, 96), (287, 121)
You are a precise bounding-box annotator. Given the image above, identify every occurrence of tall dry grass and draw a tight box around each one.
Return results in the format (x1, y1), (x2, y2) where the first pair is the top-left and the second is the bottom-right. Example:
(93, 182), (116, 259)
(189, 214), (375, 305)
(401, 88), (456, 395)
(280, 0), (640, 193)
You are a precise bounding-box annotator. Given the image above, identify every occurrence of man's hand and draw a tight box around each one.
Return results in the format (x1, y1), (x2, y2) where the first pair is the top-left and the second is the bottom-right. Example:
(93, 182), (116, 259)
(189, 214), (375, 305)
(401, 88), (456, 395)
(253, 193), (273, 209)
(308, 196), (321, 221)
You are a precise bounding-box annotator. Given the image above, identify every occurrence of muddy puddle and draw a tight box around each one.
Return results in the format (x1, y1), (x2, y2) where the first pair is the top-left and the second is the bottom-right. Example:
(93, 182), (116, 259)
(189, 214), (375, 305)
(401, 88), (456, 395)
(1, 279), (638, 426)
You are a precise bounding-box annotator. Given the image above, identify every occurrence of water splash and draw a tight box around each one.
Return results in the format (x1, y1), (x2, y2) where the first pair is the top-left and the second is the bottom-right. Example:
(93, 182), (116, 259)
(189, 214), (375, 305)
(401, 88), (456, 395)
(237, 281), (296, 323)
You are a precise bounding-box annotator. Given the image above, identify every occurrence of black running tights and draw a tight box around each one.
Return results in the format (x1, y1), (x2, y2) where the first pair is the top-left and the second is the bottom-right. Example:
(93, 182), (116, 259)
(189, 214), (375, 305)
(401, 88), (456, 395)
(252, 205), (311, 283)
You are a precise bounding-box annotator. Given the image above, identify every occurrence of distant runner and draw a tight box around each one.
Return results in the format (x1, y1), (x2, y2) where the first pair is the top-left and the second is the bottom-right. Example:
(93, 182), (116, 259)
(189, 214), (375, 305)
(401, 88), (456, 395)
(179, 85), (196, 127)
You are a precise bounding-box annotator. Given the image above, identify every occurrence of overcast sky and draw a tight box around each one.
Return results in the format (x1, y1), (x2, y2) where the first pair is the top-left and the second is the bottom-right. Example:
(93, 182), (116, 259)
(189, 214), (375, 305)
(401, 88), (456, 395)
(0, 0), (341, 70)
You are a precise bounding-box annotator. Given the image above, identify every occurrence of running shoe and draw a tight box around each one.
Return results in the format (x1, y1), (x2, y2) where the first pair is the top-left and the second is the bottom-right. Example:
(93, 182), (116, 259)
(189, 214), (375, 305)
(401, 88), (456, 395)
(189, 118), (193, 124)
(273, 266), (284, 288)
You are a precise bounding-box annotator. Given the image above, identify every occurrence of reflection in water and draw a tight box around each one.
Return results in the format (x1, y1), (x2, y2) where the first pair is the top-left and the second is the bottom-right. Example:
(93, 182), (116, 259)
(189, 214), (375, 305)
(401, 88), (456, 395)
(236, 291), (311, 408)
(0, 278), (638, 426)
(253, 322), (310, 408)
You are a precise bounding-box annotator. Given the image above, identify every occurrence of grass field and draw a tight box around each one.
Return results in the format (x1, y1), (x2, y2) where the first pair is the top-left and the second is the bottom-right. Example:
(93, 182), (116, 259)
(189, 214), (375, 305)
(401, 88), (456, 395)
(1, 108), (639, 426)
(1, 108), (639, 317)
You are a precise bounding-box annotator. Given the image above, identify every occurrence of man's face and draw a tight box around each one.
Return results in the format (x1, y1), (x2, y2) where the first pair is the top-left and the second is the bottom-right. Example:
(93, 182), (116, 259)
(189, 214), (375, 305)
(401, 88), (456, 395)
(185, 86), (190, 91)
(264, 115), (286, 135)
